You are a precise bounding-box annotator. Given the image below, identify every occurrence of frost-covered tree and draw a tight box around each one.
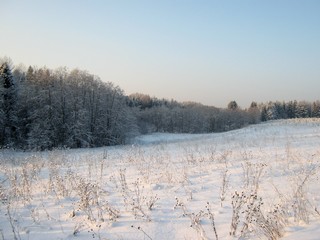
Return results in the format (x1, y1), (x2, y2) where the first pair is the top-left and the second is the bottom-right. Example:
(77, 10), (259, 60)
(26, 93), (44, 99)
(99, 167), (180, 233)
(63, 69), (91, 147)
(4, 64), (138, 150)
(228, 100), (238, 110)
(274, 101), (287, 119)
(311, 101), (320, 118)
(0, 60), (18, 147)
(11, 66), (28, 147)
(248, 101), (261, 124)
(266, 102), (278, 120)
(286, 100), (297, 118)
(25, 67), (55, 149)
(259, 104), (267, 121)
(295, 101), (311, 118)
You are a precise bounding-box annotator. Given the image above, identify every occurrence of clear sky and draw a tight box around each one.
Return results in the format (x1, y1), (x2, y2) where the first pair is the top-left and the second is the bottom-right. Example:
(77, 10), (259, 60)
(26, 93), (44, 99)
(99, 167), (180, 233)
(1, 0), (320, 108)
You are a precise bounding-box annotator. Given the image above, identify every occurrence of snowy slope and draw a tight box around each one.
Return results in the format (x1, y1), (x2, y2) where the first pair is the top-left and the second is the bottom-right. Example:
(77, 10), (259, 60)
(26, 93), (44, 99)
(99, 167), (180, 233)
(0, 119), (320, 240)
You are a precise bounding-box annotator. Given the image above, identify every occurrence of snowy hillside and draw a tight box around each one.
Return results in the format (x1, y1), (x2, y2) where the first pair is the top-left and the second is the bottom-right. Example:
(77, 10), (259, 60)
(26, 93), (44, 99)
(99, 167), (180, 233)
(1, 119), (320, 240)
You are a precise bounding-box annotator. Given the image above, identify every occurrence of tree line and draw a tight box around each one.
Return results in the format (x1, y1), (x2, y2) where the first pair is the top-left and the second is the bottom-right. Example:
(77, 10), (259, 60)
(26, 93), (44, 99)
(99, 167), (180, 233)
(127, 95), (320, 134)
(127, 95), (260, 134)
(1, 59), (319, 150)
(260, 100), (320, 121)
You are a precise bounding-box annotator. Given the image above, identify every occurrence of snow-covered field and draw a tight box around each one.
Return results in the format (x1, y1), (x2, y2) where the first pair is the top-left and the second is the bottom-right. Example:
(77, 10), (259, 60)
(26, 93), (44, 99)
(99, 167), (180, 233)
(1, 119), (320, 240)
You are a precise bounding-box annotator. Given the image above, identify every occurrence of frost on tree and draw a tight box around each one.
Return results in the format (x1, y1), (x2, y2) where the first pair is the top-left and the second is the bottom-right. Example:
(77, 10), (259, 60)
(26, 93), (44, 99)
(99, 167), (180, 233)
(227, 100), (238, 110)
(0, 61), (17, 146)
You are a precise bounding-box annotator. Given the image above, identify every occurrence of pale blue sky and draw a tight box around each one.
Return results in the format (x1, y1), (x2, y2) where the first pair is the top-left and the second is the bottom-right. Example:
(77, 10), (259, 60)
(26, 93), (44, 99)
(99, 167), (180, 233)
(1, 0), (320, 108)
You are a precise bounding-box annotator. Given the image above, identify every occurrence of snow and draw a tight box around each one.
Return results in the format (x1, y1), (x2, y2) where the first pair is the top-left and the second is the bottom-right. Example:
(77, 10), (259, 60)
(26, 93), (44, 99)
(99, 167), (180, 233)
(1, 118), (320, 240)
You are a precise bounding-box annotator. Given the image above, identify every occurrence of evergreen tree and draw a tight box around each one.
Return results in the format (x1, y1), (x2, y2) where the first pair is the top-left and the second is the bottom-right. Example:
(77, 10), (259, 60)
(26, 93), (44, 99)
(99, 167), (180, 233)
(266, 102), (278, 120)
(260, 105), (268, 122)
(311, 101), (320, 117)
(295, 101), (310, 118)
(286, 100), (297, 118)
(274, 101), (287, 119)
(0, 61), (17, 147)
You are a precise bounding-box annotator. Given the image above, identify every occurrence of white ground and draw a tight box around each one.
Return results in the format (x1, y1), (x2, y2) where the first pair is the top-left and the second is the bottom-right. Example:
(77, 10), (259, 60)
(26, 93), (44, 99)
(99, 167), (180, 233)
(1, 119), (320, 240)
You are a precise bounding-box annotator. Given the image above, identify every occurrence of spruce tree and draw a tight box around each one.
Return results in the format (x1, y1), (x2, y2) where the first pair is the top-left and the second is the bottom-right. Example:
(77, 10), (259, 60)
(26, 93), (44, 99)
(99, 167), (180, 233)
(311, 101), (320, 117)
(0, 62), (17, 146)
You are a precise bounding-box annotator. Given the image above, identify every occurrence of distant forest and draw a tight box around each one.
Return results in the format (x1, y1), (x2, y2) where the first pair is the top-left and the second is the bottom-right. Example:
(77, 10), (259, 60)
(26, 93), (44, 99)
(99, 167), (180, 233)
(1, 59), (320, 150)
